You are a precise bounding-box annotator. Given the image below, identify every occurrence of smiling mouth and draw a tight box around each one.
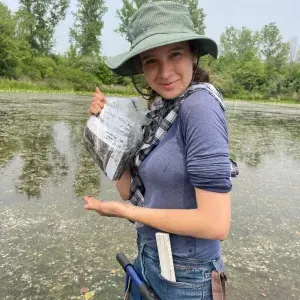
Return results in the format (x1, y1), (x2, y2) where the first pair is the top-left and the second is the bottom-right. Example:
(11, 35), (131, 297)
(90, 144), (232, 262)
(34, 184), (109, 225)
(161, 80), (179, 86)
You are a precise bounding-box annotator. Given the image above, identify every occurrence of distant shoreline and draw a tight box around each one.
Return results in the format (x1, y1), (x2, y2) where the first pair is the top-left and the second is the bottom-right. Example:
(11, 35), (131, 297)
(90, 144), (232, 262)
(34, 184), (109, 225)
(0, 88), (299, 106)
(0, 88), (136, 97)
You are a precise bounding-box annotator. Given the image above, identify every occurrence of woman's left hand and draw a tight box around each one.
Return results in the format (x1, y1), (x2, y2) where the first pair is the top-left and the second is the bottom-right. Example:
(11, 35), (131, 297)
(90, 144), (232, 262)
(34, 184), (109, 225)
(83, 196), (131, 218)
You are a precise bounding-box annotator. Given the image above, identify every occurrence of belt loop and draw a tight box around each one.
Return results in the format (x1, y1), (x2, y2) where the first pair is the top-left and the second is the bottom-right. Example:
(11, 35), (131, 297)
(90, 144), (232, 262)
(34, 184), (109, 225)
(212, 258), (222, 272)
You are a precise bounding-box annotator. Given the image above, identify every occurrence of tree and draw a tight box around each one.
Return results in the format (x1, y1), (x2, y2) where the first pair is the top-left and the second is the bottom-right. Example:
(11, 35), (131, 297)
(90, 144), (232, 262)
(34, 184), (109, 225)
(217, 26), (267, 94)
(18, 0), (70, 55)
(259, 23), (290, 79)
(219, 26), (260, 61)
(0, 3), (17, 77)
(115, 0), (137, 40)
(0, 3), (31, 78)
(70, 0), (107, 57)
(116, 0), (205, 41)
(233, 58), (265, 92)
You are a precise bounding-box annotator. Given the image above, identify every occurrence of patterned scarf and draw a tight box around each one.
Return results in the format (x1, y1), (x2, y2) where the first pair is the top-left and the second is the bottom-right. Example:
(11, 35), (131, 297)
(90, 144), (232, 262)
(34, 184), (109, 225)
(129, 83), (238, 207)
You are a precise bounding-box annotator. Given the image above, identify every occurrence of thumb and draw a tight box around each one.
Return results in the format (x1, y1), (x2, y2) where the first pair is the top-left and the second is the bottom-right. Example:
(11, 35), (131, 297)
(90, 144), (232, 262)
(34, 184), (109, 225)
(95, 87), (100, 94)
(83, 196), (91, 202)
(84, 204), (93, 211)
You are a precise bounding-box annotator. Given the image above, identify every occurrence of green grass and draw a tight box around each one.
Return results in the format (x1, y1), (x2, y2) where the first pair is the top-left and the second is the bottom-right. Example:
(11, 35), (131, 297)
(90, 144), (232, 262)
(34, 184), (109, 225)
(0, 78), (138, 97)
(226, 95), (300, 105)
(226, 98), (300, 105)
(0, 78), (299, 105)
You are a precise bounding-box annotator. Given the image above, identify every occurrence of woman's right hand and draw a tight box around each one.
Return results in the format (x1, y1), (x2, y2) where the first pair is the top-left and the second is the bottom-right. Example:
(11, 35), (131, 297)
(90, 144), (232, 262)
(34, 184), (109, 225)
(88, 87), (106, 117)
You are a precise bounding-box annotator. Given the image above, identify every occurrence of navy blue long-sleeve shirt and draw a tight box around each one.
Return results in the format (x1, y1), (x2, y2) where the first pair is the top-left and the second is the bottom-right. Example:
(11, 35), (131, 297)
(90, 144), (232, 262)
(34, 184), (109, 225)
(138, 89), (232, 260)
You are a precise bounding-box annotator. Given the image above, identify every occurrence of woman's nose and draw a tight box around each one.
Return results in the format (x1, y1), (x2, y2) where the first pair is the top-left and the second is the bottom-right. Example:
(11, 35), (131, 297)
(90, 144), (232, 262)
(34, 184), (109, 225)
(159, 61), (173, 79)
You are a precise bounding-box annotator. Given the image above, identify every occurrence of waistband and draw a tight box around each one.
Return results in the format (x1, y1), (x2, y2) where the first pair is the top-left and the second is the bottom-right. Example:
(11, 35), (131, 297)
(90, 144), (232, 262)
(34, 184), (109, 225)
(137, 234), (224, 271)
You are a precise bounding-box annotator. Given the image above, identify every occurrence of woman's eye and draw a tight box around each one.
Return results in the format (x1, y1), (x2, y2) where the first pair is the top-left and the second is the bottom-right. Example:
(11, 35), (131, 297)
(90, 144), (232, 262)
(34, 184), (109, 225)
(170, 52), (182, 58)
(144, 59), (156, 65)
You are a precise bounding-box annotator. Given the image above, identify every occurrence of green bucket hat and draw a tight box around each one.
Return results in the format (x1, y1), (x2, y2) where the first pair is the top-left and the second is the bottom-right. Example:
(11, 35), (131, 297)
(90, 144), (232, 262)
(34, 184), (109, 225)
(105, 1), (218, 76)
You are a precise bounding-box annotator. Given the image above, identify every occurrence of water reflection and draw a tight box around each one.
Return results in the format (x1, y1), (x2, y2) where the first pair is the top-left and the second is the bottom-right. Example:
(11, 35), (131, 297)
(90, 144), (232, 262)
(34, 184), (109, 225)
(0, 109), (20, 168)
(70, 123), (101, 197)
(17, 124), (69, 199)
(0, 95), (102, 200)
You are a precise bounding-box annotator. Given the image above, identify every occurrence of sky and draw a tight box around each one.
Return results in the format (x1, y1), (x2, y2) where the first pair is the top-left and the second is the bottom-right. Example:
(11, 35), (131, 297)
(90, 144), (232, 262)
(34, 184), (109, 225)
(2, 0), (299, 57)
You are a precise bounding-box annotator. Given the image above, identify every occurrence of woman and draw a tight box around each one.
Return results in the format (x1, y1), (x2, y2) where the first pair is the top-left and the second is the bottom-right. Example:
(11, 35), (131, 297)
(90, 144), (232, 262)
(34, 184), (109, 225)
(85, 2), (232, 299)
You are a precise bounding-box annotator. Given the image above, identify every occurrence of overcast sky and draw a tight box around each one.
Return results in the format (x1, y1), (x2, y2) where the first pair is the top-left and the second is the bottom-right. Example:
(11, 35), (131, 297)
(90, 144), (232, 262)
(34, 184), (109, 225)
(2, 0), (299, 57)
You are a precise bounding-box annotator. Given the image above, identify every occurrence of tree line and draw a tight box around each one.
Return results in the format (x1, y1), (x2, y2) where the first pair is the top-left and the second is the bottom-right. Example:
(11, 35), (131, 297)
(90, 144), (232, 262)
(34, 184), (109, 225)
(0, 0), (299, 101)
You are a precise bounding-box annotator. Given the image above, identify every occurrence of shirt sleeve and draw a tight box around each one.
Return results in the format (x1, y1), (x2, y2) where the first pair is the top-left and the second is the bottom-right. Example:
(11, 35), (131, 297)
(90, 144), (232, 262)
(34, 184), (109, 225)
(179, 90), (232, 193)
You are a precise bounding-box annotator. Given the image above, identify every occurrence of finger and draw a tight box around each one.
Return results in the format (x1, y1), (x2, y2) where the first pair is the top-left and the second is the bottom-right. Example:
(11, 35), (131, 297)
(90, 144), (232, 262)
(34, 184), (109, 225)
(92, 97), (105, 105)
(89, 101), (99, 116)
(94, 95), (106, 104)
(84, 196), (101, 203)
(91, 102), (101, 109)
(88, 110), (94, 117)
(83, 196), (93, 205)
(92, 101), (104, 109)
(92, 96), (99, 103)
(96, 87), (100, 93)
(90, 106), (101, 115)
(84, 205), (93, 211)
(94, 89), (103, 97)
(93, 92), (106, 103)
(88, 107), (100, 116)
(92, 100), (104, 110)
(90, 108), (101, 116)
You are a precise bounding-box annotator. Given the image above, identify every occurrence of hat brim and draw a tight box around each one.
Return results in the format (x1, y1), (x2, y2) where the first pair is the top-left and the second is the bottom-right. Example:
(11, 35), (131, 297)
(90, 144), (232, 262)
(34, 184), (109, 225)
(105, 32), (218, 76)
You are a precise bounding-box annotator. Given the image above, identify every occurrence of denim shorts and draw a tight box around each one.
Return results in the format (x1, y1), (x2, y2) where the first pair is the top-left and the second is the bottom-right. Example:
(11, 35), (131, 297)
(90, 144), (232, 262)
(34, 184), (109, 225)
(128, 235), (225, 300)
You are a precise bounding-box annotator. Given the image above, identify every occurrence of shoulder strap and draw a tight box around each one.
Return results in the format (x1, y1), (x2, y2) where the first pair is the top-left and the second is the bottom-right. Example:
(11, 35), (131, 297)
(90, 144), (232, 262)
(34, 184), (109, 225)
(179, 83), (239, 178)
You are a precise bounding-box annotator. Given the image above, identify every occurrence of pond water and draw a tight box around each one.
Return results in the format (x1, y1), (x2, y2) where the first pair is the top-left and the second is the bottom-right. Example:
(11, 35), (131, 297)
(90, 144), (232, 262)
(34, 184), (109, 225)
(0, 92), (299, 300)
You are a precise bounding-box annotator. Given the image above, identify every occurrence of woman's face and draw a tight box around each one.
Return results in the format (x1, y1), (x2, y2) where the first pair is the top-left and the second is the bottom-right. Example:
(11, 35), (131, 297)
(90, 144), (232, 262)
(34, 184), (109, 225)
(139, 41), (194, 99)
